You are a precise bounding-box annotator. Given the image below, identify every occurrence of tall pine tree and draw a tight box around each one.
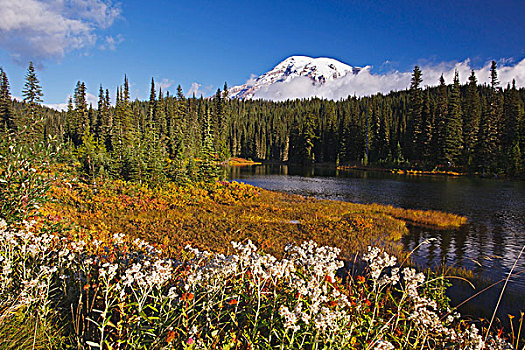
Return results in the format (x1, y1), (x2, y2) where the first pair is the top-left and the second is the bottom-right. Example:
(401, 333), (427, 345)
(408, 66), (424, 160)
(0, 68), (15, 132)
(22, 61), (43, 131)
(443, 70), (463, 167)
(502, 80), (523, 175)
(433, 75), (448, 165)
(73, 81), (88, 145)
(421, 88), (433, 160)
(475, 61), (501, 173)
(463, 71), (481, 167)
(148, 77), (157, 127)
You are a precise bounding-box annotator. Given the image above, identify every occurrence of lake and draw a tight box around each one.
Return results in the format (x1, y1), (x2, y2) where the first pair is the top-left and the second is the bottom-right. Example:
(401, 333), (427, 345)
(230, 164), (525, 319)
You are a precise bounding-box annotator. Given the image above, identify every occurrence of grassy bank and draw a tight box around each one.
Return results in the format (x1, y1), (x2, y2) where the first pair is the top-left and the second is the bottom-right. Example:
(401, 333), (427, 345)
(42, 179), (466, 260)
(337, 165), (466, 177)
(226, 157), (263, 166)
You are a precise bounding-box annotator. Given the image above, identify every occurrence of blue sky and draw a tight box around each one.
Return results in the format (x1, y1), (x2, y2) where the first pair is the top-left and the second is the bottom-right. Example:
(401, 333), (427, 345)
(1, 0), (524, 107)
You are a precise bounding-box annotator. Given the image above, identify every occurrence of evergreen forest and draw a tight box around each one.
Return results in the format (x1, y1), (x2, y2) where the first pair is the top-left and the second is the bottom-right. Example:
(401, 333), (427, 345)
(1, 61), (524, 183)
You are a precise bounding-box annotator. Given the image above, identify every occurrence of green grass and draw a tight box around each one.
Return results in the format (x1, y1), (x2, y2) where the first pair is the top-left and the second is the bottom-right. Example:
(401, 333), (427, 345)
(0, 311), (64, 350)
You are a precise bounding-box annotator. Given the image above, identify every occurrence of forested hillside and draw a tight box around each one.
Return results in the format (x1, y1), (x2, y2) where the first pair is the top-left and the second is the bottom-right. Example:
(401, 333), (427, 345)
(2, 61), (524, 182)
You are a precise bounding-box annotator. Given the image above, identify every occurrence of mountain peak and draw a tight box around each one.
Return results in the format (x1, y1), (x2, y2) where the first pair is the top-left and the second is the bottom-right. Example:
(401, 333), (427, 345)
(229, 56), (366, 99)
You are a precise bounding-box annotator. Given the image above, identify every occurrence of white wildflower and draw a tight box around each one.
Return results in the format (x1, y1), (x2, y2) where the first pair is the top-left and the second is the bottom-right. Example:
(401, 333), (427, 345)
(402, 267), (425, 298)
(99, 263), (118, 281)
(379, 267), (400, 286)
(279, 305), (300, 332)
(373, 340), (395, 350)
(363, 246), (397, 280)
(113, 233), (125, 245)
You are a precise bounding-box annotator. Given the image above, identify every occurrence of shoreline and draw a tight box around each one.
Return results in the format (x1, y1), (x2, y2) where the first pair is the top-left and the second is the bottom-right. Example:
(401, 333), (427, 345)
(230, 160), (525, 180)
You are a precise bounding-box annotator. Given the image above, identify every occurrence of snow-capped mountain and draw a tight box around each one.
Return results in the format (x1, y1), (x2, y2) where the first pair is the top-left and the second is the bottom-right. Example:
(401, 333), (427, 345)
(229, 56), (368, 99)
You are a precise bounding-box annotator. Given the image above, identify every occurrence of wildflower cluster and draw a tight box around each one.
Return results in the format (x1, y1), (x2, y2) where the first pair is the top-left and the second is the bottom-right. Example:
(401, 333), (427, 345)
(0, 217), (516, 349)
(356, 246), (516, 349)
(0, 218), (69, 316)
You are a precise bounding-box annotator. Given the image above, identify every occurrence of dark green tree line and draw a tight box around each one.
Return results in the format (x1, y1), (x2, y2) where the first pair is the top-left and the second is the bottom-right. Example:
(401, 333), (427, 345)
(3, 61), (524, 182)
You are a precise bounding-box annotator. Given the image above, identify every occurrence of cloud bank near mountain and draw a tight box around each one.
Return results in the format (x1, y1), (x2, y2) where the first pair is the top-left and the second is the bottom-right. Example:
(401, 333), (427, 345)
(248, 58), (525, 101)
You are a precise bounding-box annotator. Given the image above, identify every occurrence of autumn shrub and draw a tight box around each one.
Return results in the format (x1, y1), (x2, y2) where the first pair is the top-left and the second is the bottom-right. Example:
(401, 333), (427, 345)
(43, 177), (466, 262)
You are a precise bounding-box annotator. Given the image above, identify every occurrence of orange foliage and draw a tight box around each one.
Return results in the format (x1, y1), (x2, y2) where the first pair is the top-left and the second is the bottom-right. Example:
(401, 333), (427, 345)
(43, 179), (466, 260)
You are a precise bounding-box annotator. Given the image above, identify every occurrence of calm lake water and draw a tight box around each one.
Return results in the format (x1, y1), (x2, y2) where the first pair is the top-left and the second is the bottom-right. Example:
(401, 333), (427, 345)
(229, 164), (525, 318)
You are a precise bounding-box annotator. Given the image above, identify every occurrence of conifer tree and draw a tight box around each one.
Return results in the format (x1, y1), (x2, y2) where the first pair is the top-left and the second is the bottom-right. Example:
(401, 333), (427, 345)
(502, 80), (523, 175)
(221, 82), (231, 158)
(72, 81), (88, 145)
(170, 129), (188, 184)
(421, 88), (433, 159)
(99, 88), (110, 146)
(156, 87), (169, 143)
(22, 61), (43, 129)
(0, 68), (15, 132)
(173, 86), (188, 158)
(76, 129), (109, 180)
(463, 71), (481, 167)
(121, 75), (142, 180)
(433, 75), (448, 165)
(65, 97), (74, 141)
(521, 97), (525, 162)
(490, 60), (499, 89)
(408, 66), (424, 160)
(475, 62), (501, 173)
(301, 111), (317, 164)
(176, 85), (185, 100)
(214, 88), (223, 142)
(148, 77), (157, 126)
(393, 141), (405, 165)
(95, 85), (105, 138)
(111, 86), (124, 176)
(198, 108), (219, 181)
(378, 103), (392, 160)
(121, 76), (133, 137)
(443, 70), (463, 167)
(222, 82), (229, 100)
(213, 87), (229, 158)
(88, 104), (96, 134)
(368, 99), (381, 162)
(143, 121), (166, 184)
(508, 142), (523, 176)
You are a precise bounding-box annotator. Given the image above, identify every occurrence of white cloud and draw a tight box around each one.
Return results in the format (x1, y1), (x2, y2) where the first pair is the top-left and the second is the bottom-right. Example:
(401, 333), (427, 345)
(250, 58), (525, 101)
(186, 82), (216, 97)
(100, 34), (124, 51)
(62, 0), (121, 29)
(245, 74), (258, 87)
(86, 92), (98, 106)
(187, 82), (201, 97)
(45, 102), (69, 111)
(45, 92), (99, 111)
(0, 0), (121, 63)
(157, 78), (174, 91)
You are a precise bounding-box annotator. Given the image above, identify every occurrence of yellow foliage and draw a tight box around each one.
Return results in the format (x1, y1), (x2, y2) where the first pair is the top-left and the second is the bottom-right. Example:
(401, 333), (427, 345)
(43, 178), (466, 260)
